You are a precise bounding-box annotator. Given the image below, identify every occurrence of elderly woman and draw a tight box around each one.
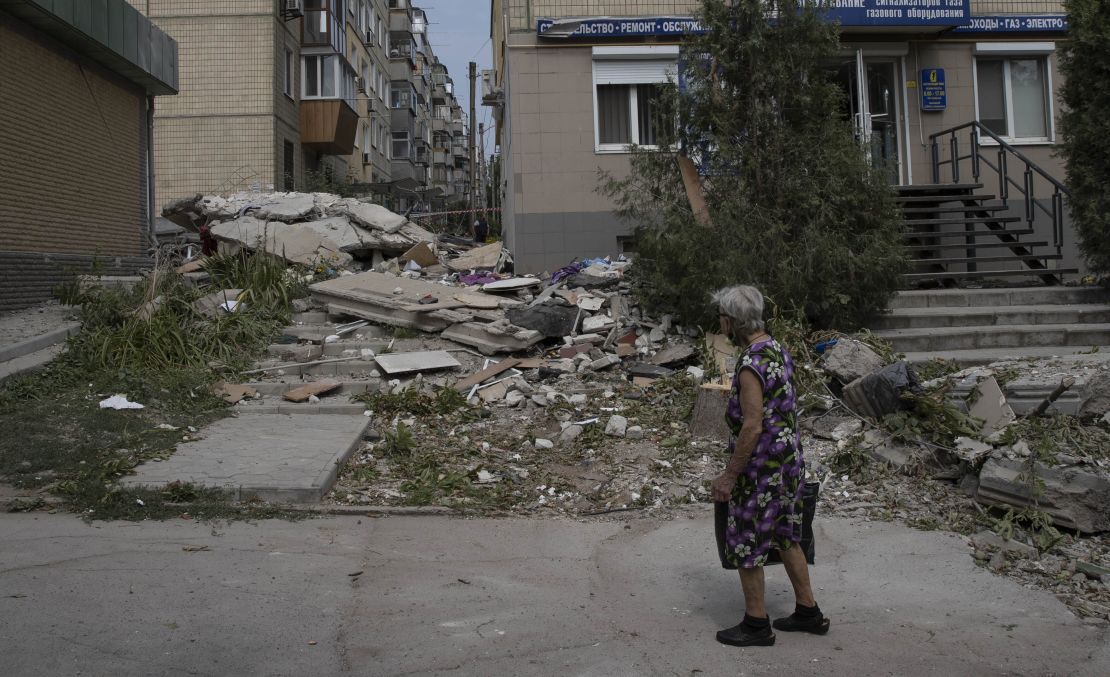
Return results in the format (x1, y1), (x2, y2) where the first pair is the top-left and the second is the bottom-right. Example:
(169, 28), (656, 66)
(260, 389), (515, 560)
(710, 285), (829, 647)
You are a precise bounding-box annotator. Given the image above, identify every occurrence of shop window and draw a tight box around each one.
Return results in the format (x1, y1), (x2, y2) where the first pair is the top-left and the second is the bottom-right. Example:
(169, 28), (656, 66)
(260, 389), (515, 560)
(974, 52), (1052, 143)
(592, 47), (677, 153)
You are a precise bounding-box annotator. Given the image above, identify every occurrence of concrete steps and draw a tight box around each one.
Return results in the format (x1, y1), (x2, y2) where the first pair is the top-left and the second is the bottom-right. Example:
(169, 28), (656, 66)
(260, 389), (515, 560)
(875, 286), (1110, 364)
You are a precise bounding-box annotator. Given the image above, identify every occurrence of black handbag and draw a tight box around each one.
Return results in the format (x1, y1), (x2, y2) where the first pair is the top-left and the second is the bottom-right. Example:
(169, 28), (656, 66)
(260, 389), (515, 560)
(714, 481), (819, 569)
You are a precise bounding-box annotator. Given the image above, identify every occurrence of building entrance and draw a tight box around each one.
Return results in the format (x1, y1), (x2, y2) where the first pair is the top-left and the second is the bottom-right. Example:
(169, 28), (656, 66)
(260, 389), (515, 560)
(832, 49), (904, 184)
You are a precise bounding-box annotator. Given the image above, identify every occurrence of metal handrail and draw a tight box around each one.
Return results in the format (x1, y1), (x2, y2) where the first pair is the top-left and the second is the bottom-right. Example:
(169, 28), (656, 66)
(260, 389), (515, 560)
(929, 121), (1068, 257)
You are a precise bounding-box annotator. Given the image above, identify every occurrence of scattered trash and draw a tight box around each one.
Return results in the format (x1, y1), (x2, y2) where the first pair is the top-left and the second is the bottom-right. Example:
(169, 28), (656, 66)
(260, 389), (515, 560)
(99, 395), (145, 410)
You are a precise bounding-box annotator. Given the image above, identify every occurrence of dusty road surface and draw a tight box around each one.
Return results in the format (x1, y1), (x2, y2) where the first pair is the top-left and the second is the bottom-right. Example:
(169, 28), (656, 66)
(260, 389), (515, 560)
(0, 510), (1106, 677)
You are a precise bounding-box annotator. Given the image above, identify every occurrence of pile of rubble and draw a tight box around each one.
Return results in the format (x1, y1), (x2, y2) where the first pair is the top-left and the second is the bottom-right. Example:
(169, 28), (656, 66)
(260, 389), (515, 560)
(159, 190), (1108, 623)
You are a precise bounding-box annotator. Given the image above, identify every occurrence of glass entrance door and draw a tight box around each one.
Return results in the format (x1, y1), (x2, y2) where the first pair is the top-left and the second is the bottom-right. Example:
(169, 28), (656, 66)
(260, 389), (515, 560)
(830, 51), (904, 184)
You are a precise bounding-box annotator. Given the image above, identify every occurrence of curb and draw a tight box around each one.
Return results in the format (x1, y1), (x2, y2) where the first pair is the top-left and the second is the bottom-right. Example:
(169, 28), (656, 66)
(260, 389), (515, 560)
(0, 321), (80, 363)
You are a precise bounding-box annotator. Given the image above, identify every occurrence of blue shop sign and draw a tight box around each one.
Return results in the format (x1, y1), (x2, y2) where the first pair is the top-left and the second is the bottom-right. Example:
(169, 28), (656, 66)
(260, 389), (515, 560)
(537, 2), (973, 38)
(920, 68), (946, 111)
(952, 15), (1068, 33)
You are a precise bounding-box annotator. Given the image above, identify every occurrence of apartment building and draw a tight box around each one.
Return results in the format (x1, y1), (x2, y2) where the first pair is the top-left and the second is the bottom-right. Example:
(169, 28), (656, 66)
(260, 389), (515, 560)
(128, 0), (468, 213)
(488, 1), (1075, 275)
(0, 0), (179, 311)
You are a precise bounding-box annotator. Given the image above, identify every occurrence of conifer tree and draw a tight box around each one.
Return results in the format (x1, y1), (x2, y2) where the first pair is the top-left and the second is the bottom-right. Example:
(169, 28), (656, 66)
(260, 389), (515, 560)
(1060, 0), (1110, 275)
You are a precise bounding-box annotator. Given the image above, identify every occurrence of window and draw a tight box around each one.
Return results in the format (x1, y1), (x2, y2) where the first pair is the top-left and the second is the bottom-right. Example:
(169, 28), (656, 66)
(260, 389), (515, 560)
(973, 44), (1054, 143)
(362, 123), (372, 159)
(303, 55), (337, 98)
(360, 58), (369, 93)
(283, 48), (294, 97)
(592, 47), (677, 152)
(392, 131), (411, 160)
(391, 87), (411, 109)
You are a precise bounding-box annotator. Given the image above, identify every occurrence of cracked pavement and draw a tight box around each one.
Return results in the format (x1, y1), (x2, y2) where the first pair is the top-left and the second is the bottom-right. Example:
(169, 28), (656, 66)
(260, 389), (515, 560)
(0, 511), (1107, 676)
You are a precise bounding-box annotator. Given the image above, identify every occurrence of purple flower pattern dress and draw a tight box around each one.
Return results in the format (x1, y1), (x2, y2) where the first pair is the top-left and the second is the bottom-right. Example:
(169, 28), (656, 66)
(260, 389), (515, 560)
(722, 337), (805, 569)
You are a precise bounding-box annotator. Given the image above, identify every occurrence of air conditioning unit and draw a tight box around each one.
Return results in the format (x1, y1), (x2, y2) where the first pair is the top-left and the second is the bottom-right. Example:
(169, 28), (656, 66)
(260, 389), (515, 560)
(355, 76), (366, 93)
(283, 0), (304, 20)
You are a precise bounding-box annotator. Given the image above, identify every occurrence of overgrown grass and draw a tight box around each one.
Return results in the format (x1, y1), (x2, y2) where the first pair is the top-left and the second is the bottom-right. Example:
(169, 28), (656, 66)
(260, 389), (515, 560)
(0, 251), (307, 520)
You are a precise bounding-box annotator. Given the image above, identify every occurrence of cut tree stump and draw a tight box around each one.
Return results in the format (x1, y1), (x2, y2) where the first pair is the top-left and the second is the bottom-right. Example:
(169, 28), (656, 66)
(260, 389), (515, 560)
(689, 383), (732, 443)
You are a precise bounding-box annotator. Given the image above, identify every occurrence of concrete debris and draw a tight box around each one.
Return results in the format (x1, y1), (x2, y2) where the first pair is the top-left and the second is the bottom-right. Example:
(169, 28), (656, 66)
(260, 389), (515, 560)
(507, 305), (579, 338)
(977, 456), (1110, 533)
(1078, 369), (1110, 421)
(193, 289), (244, 319)
(605, 415), (628, 437)
(820, 339), (885, 384)
(374, 351), (460, 376)
(446, 241), (503, 272)
(968, 376), (1017, 435)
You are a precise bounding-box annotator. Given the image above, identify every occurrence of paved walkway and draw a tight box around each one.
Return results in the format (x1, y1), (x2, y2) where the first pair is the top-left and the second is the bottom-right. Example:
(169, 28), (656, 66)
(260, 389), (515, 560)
(0, 511), (1105, 676)
(121, 413), (369, 502)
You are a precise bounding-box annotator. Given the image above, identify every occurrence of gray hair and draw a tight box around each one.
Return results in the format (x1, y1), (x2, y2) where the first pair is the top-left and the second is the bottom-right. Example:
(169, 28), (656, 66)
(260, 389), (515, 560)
(712, 285), (765, 335)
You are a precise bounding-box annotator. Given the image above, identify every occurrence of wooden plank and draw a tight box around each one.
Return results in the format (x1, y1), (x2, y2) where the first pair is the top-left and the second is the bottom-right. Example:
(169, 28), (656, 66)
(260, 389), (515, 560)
(282, 379), (341, 403)
(677, 154), (712, 227)
(514, 357), (544, 369)
(453, 358), (522, 392)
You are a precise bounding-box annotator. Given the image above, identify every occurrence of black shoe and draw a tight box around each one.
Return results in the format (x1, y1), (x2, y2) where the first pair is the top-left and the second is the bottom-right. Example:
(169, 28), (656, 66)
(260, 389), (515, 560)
(715, 621), (776, 647)
(772, 613), (830, 635)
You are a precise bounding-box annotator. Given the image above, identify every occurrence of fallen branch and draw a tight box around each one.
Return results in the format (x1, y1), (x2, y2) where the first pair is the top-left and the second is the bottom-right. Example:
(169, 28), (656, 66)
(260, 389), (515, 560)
(1025, 376), (1076, 418)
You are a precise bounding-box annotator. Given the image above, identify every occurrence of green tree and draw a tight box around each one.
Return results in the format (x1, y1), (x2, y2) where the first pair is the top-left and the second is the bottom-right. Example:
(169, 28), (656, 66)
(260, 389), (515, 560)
(1060, 0), (1110, 275)
(601, 0), (906, 330)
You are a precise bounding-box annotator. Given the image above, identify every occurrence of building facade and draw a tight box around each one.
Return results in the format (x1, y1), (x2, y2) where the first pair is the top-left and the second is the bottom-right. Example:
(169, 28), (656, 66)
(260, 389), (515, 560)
(126, 0), (469, 213)
(0, 0), (179, 311)
(489, 1), (1075, 275)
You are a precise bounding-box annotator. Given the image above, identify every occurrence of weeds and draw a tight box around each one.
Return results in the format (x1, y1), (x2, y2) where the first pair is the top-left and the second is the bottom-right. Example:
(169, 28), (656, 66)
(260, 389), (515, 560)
(381, 425), (416, 457)
(353, 387), (474, 420)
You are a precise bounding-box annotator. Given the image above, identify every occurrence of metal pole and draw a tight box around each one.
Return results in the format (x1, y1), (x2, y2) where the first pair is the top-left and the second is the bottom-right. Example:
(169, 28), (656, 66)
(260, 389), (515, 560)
(469, 61), (477, 211)
(479, 122), (486, 211)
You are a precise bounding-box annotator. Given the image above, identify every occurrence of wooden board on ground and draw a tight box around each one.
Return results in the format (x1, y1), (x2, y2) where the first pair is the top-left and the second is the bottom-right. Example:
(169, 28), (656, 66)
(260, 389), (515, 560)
(453, 358), (522, 392)
(211, 381), (258, 404)
(514, 358), (544, 369)
(283, 379), (341, 403)
(401, 241), (438, 267)
(689, 383), (732, 442)
(374, 350), (461, 376)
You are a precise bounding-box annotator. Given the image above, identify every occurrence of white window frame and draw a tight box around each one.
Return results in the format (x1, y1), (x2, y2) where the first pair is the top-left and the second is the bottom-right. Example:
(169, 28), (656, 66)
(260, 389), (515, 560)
(591, 46), (678, 154)
(283, 48), (294, 99)
(972, 42), (1055, 146)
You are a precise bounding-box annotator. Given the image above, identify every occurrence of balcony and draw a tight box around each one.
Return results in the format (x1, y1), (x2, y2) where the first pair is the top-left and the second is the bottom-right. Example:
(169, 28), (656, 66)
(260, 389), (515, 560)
(452, 143), (467, 158)
(300, 99), (359, 155)
(433, 150), (449, 165)
(431, 117), (447, 133)
(389, 9), (412, 34)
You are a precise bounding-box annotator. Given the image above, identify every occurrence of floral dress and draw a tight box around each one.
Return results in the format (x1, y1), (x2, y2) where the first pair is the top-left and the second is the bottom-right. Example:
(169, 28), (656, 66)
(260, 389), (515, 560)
(722, 337), (805, 569)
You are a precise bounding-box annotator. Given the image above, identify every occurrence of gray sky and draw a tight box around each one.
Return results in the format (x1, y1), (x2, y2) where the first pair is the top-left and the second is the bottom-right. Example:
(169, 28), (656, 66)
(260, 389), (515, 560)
(421, 1), (496, 156)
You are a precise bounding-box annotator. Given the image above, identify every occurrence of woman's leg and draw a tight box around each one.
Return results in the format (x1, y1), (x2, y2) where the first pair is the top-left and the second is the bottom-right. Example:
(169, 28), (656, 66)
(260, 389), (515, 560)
(779, 544), (816, 607)
(738, 566), (767, 617)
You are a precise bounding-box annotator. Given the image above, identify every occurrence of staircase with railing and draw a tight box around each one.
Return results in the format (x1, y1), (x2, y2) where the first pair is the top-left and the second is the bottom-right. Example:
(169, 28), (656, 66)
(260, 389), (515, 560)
(899, 121), (1076, 287)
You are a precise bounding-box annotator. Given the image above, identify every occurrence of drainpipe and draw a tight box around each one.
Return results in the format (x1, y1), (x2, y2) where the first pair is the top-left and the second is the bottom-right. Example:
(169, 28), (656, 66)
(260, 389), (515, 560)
(146, 94), (157, 250)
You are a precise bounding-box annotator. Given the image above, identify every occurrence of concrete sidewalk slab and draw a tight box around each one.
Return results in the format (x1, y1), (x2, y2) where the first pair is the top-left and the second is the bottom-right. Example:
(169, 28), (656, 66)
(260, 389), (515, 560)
(0, 512), (1104, 676)
(120, 413), (369, 502)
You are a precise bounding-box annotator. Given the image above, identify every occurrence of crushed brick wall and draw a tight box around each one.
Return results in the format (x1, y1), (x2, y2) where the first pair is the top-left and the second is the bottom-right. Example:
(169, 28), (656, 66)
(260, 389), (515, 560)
(0, 20), (146, 258)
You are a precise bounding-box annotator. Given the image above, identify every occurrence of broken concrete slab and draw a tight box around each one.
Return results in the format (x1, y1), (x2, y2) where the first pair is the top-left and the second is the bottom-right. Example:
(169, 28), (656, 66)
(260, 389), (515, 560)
(283, 379), (342, 402)
(968, 376), (1017, 435)
(1077, 369), (1110, 421)
(440, 322), (544, 355)
(121, 413), (369, 503)
(210, 216), (356, 266)
(650, 344), (697, 366)
(255, 194), (317, 222)
(821, 339), (885, 384)
(508, 305), (578, 338)
(374, 351), (460, 376)
(977, 456), (1110, 533)
(626, 363), (675, 379)
(332, 199), (407, 233)
(589, 355), (621, 371)
(446, 241), (503, 272)
(193, 289), (244, 318)
(581, 314), (615, 333)
(481, 277), (543, 292)
(566, 272), (619, 290)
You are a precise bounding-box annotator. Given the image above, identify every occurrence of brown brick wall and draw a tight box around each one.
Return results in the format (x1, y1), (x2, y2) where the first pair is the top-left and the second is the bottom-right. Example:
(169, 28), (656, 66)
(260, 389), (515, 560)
(0, 19), (146, 257)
